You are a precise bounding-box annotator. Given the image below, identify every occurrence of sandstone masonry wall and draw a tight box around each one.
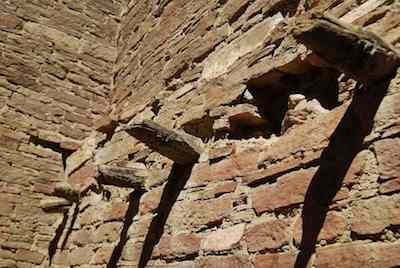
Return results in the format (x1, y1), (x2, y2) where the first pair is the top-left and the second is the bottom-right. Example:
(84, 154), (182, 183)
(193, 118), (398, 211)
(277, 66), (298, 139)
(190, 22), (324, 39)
(1, 0), (400, 267)
(0, 1), (126, 267)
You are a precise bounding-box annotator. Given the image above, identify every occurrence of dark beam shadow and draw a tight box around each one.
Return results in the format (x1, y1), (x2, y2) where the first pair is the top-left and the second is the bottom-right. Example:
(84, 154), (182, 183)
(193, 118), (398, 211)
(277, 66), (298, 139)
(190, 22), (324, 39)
(61, 203), (80, 249)
(138, 163), (194, 268)
(48, 210), (68, 266)
(108, 189), (144, 268)
(294, 79), (390, 268)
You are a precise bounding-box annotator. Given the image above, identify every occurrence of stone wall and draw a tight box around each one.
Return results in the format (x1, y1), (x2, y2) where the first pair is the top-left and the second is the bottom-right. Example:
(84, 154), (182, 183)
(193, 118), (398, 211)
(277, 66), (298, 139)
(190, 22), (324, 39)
(1, 0), (400, 267)
(0, 0), (126, 267)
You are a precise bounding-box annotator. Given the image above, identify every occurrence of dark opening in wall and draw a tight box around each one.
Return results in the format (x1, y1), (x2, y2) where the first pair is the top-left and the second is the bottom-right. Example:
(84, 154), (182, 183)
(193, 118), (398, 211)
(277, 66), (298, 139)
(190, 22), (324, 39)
(246, 66), (340, 135)
(181, 65), (340, 142)
(28, 136), (75, 170)
(181, 45), (342, 141)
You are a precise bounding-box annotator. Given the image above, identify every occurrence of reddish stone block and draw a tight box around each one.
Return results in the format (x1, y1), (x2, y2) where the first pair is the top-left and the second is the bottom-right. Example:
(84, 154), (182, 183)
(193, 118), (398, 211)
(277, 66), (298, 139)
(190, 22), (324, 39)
(208, 144), (234, 160)
(315, 242), (400, 268)
(242, 151), (322, 185)
(254, 253), (297, 268)
(252, 168), (317, 214)
(188, 151), (259, 187)
(168, 195), (233, 230)
(374, 138), (400, 181)
(140, 187), (163, 215)
(293, 211), (347, 245)
(210, 181), (237, 197)
(68, 163), (98, 192)
(201, 224), (245, 252)
(32, 182), (55, 195)
(332, 187), (350, 202)
(342, 150), (370, 186)
(106, 201), (129, 221)
(196, 255), (252, 268)
(379, 177), (400, 194)
(351, 195), (400, 235)
(154, 233), (201, 259)
(244, 219), (290, 252)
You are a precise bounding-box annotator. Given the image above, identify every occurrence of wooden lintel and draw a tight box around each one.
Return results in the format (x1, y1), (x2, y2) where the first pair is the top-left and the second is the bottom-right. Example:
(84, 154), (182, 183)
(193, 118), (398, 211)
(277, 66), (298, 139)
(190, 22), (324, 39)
(97, 165), (148, 189)
(122, 120), (204, 164)
(292, 14), (400, 83)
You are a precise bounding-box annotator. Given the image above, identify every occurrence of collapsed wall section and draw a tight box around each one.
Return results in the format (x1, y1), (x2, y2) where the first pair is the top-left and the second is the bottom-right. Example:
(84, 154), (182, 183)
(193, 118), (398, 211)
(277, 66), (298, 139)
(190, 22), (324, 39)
(0, 1), (127, 267)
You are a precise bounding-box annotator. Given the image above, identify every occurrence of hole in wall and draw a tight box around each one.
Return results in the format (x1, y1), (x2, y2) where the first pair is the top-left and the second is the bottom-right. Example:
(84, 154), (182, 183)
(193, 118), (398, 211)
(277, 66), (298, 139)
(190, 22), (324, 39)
(182, 65), (340, 142)
(246, 66), (341, 136)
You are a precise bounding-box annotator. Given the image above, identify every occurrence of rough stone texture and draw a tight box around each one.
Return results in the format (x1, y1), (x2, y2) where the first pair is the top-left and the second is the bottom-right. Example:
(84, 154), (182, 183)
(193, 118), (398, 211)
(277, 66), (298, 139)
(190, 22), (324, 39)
(196, 256), (252, 268)
(68, 246), (95, 266)
(245, 219), (291, 252)
(374, 138), (400, 181)
(293, 211), (347, 244)
(201, 224), (245, 252)
(154, 233), (202, 259)
(315, 242), (400, 268)
(351, 195), (400, 235)
(167, 194), (234, 230)
(254, 253), (298, 268)
(252, 168), (318, 213)
(1, 0), (400, 267)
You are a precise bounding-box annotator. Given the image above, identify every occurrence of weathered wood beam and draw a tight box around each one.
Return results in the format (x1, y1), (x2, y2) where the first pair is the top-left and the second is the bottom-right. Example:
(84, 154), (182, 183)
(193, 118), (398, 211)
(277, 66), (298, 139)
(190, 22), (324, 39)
(97, 165), (148, 188)
(53, 182), (80, 202)
(292, 14), (400, 83)
(44, 165), (147, 208)
(40, 197), (72, 211)
(122, 120), (204, 164)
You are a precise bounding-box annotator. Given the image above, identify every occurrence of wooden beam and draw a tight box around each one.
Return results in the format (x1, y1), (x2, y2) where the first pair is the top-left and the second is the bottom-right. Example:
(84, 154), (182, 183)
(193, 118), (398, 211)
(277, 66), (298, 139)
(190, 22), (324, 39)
(53, 182), (80, 202)
(292, 14), (400, 83)
(97, 165), (148, 188)
(40, 197), (72, 211)
(122, 120), (204, 164)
